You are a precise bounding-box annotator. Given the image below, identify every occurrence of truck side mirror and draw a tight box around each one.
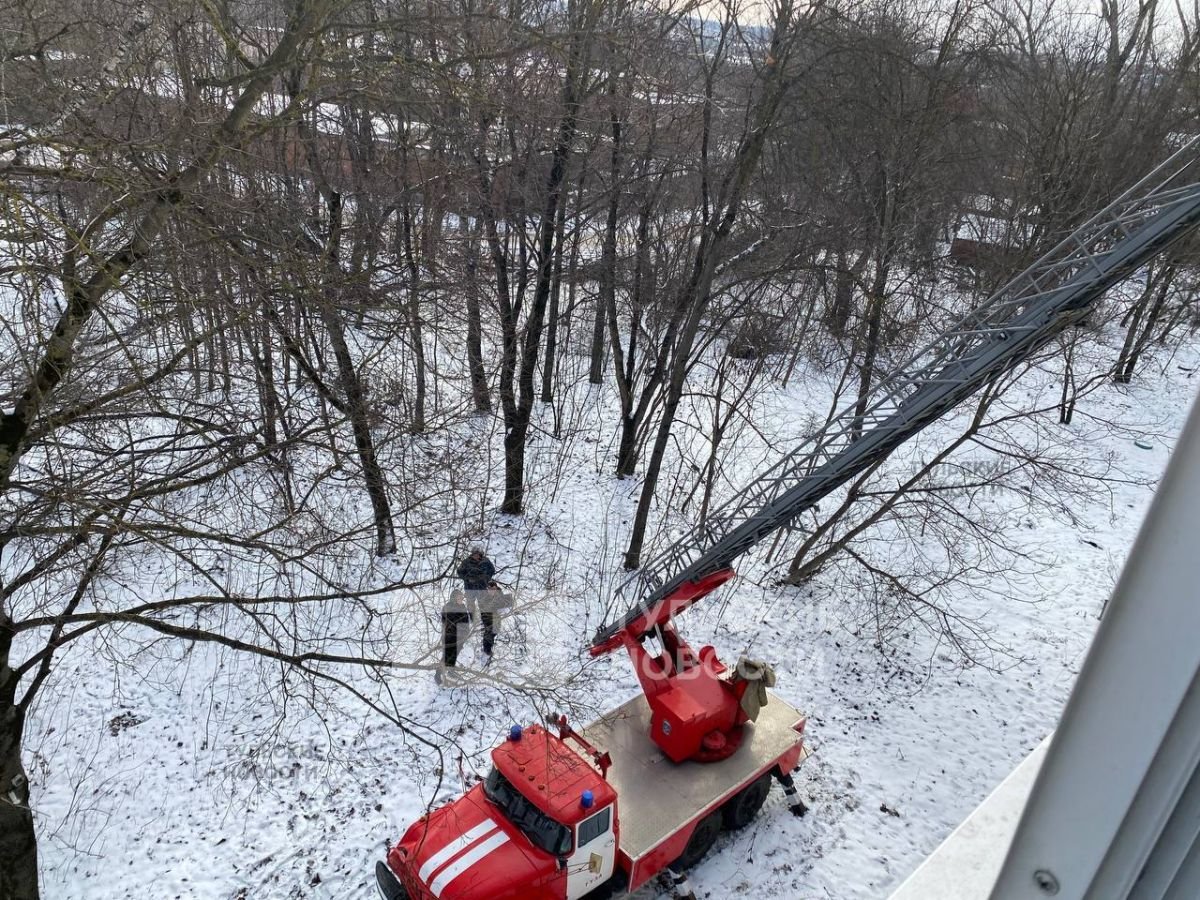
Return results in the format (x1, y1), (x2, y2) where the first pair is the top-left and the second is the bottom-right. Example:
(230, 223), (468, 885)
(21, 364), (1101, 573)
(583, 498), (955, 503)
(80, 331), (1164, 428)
(557, 855), (568, 871)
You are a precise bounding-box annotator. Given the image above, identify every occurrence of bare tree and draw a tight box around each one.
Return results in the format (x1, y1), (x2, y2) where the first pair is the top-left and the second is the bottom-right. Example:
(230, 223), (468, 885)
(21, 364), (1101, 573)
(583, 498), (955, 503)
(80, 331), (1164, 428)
(0, 4), (401, 895)
(624, 0), (822, 568)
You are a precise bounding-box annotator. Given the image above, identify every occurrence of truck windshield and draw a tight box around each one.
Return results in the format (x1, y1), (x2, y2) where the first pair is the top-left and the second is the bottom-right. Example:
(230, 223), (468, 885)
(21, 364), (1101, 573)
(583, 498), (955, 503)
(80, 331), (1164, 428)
(483, 767), (572, 856)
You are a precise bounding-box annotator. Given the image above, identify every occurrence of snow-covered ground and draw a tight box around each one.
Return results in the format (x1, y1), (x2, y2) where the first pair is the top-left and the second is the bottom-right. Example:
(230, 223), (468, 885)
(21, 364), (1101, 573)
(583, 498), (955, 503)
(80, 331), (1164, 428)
(26, 325), (1200, 900)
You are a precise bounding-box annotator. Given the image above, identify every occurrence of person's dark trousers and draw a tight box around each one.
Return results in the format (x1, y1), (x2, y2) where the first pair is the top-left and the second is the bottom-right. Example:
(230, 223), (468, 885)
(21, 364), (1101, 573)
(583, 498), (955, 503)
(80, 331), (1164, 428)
(442, 611), (471, 666)
(481, 612), (497, 656)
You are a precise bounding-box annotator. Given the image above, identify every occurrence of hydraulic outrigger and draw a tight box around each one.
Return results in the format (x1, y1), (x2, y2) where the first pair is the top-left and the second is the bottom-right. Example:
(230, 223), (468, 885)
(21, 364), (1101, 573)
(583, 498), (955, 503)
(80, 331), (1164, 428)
(378, 138), (1200, 899)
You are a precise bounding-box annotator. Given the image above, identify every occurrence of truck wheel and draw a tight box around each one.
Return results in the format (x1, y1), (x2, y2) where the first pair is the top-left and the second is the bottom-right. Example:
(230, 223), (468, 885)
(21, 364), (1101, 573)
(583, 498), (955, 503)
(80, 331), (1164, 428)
(722, 772), (771, 831)
(375, 861), (409, 900)
(673, 809), (722, 870)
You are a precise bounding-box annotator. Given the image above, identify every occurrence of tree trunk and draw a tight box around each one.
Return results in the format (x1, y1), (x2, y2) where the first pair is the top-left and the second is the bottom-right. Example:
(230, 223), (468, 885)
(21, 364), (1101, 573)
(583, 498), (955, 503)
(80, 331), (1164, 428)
(591, 90), (622, 386)
(1059, 331), (1078, 424)
(624, 387), (683, 569)
(465, 217), (492, 413)
(616, 415), (639, 478)
(322, 305), (395, 554)
(830, 251), (853, 340)
(852, 259), (889, 439)
(400, 201), (428, 432)
(1116, 265), (1175, 383)
(319, 193), (396, 555)
(540, 192), (568, 403)
(0, 615), (38, 900)
(697, 365), (729, 527)
(612, 188), (653, 479)
(501, 24), (587, 514)
(588, 282), (608, 385)
(475, 133), (518, 428)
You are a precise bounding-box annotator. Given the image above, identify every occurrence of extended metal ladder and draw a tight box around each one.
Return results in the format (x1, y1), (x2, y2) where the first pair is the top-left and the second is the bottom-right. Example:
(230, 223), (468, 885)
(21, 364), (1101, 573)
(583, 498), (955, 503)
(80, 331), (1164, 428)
(595, 137), (1200, 648)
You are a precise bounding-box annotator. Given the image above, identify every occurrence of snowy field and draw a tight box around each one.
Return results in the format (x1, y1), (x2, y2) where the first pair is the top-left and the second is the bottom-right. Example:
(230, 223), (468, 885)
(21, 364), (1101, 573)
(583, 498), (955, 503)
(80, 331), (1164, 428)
(27, 325), (1200, 900)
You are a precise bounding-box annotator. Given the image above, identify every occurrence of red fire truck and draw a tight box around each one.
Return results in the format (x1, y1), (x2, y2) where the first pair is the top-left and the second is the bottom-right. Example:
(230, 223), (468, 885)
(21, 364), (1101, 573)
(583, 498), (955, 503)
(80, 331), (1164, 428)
(375, 140), (1200, 899)
(375, 571), (811, 900)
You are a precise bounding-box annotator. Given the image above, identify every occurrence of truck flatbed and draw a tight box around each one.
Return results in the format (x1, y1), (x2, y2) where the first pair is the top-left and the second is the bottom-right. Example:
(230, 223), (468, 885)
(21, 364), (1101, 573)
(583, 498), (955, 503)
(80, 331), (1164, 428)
(580, 689), (808, 863)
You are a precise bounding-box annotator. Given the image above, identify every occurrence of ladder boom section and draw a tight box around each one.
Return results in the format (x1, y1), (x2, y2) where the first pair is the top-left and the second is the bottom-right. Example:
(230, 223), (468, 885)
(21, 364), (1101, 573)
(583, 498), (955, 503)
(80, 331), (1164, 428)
(594, 138), (1200, 651)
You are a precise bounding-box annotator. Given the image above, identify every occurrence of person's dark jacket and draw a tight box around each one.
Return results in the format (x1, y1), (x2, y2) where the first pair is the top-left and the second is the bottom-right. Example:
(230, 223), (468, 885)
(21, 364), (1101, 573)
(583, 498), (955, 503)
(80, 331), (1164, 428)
(457, 555), (495, 590)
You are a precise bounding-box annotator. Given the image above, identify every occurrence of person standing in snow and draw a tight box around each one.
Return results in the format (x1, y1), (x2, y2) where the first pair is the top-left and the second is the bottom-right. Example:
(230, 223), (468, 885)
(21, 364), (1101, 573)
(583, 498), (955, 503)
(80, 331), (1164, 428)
(437, 589), (471, 685)
(476, 580), (513, 664)
(457, 546), (496, 593)
(445, 547), (498, 671)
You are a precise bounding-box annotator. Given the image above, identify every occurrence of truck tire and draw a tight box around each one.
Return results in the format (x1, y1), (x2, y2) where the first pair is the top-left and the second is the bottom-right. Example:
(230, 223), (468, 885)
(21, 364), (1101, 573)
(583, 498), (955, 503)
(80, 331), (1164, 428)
(375, 861), (409, 900)
(673, 809), (723, 870)
(722, 772), (772, 830)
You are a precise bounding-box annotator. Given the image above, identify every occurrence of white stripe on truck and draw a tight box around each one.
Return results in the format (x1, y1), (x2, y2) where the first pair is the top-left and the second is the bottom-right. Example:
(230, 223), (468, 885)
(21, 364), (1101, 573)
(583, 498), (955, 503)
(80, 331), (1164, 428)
(418, 820), (498, 883)
(430, 830), (511, 897)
